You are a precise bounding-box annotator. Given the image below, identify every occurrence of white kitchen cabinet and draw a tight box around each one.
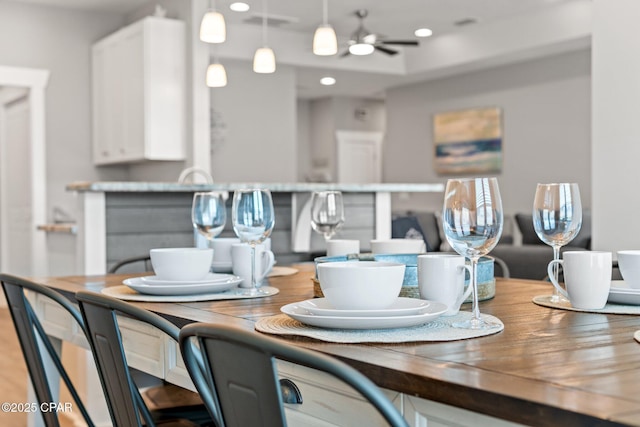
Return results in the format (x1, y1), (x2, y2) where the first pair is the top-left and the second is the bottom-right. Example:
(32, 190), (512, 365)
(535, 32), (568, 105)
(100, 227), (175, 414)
(403, 395), (526, 427)
(92, 16), (186, 165)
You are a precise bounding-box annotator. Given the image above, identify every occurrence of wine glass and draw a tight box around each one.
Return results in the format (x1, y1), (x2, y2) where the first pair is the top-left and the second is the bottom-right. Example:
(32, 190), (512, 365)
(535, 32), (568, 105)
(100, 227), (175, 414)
(232, 189), (275, 295)
(533, 183), (582, 303)
(442, 177), (503, 330)
(310, 191), (345, 241)
(192, 192), (227, 244)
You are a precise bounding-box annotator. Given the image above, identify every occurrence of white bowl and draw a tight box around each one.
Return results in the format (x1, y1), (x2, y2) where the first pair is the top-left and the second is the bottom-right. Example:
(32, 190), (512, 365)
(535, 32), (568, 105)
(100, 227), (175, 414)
(617, 250), (640, 289)
(149, 248), (213, 282)
(316, 261), (405, 310)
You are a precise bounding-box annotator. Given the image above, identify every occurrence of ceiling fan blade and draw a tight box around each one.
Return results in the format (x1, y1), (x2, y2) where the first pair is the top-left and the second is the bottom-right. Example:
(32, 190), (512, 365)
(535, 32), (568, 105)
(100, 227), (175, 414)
(374, 45), (398, 56)
(380, 40), (419, 46)
(339, 49), (351, 58)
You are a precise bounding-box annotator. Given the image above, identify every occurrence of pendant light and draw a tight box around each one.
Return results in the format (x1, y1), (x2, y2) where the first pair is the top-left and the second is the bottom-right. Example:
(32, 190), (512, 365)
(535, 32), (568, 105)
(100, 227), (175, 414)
(312, 0), (337, 56)
(206, 53), (227, 87)
(253, 0), (276, 73)
(200, 0), (226, 43)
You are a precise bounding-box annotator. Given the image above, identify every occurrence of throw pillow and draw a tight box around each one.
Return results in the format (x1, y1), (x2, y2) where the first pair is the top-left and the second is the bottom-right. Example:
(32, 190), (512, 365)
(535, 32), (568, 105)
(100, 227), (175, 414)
(391, 216), (432, 252)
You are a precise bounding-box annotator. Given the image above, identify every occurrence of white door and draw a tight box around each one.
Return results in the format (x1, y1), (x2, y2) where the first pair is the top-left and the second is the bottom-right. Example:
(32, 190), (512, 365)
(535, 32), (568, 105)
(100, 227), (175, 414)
(0, 90), (31, 275)
(336, 130), (383, 183)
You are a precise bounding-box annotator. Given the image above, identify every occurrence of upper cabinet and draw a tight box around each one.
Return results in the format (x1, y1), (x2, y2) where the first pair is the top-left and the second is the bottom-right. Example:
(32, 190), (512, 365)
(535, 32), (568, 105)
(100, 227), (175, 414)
(92, 17), (186, 165)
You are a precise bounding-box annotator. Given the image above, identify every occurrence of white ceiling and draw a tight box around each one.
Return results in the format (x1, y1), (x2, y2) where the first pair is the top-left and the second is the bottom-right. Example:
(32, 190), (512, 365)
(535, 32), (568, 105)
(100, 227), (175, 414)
(10, 0), (584, 99)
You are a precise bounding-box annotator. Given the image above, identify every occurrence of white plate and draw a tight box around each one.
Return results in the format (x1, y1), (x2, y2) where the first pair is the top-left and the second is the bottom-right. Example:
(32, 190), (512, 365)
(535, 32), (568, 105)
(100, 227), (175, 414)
(103, 285), (279, 302)
(123, 276), (242, 296)
(300, 297), (432, 317)
(141, 273), (234, 286)
(608, 280), (640, 305)
(280, 300), (447, 330)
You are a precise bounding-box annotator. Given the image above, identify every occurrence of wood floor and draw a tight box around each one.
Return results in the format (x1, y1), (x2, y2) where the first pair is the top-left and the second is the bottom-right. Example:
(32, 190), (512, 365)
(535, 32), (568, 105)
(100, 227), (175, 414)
(0, 307), (76, 427)
(0, 307), (30, 426)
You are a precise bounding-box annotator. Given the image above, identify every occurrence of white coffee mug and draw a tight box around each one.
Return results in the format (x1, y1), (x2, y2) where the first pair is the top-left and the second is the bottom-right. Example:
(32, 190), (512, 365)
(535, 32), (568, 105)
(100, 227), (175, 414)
(418, 254), (472, 316)
(231, 243), (276, 288)
(547, 251), (612, 309)
(210, 238), (241, 272)
(326, 239), (360, 257)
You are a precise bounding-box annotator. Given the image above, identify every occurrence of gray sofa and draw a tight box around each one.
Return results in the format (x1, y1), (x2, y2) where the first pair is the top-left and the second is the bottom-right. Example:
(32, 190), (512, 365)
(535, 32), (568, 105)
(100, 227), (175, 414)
(394, 212), (592, 280)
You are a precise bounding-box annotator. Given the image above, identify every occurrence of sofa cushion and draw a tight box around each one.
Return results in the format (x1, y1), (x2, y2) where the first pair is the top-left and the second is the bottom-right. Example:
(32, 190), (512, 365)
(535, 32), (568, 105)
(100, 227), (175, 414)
(515, 211), (591, 249)
(515, 214), (540, 245)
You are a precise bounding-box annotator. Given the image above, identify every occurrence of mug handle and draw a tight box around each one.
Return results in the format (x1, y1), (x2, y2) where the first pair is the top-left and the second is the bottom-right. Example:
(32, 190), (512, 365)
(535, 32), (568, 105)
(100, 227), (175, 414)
(455, 265), (474, 308)
(547, 259), (569, 299)
(260, 250), (275, 278)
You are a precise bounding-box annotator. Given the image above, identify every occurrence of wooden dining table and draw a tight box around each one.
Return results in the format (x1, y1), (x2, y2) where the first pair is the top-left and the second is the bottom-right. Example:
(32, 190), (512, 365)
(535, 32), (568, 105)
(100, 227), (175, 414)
(33, 264), (640, 427)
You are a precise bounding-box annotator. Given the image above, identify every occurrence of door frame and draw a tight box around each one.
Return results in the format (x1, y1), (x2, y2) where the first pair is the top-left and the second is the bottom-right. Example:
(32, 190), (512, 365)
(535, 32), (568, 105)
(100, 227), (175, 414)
(0, 65), (50, 276)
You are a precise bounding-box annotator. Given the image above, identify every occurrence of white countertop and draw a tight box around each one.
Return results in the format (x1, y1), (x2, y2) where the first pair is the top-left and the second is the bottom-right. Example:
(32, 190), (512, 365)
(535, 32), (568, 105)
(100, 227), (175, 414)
(67, 181), (445, 193)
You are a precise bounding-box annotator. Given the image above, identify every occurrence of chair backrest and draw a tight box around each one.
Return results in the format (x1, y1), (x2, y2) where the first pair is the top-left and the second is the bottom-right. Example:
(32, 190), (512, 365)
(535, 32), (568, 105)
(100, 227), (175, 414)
(108, 255), (152, 274)
(76, 290), (212, 427)
(179, 323), (409, 427)
(0, 274), (95, 427)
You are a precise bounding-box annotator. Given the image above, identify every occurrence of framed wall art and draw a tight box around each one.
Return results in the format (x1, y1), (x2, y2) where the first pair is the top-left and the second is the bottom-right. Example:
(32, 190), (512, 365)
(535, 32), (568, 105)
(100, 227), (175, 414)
(433, 107), (503, 175)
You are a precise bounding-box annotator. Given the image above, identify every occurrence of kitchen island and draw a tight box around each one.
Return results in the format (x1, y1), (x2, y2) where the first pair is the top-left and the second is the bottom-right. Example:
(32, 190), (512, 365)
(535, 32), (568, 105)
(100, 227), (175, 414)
(64, 181), (443, 275)
(32, 265), (640, 427)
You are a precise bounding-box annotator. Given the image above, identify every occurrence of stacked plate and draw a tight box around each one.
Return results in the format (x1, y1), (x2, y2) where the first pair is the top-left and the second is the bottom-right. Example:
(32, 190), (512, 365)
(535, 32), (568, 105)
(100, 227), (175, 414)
(608, 280), (640, 305)
(280, 297), (447, 329)
(123, 273), (242, 296)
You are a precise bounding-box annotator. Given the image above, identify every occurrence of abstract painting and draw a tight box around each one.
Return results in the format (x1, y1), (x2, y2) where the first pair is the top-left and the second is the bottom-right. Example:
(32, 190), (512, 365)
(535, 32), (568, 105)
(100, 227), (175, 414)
(433, 107), (503, 175)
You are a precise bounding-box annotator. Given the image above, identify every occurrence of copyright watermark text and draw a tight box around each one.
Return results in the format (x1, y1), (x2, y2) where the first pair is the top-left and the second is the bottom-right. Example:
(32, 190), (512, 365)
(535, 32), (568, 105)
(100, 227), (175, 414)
(1, 402), (73, 413)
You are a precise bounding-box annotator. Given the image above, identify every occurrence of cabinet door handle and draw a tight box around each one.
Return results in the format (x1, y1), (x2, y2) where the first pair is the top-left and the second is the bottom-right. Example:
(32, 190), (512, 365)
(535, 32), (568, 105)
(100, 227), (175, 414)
(279, 378), (303, 404)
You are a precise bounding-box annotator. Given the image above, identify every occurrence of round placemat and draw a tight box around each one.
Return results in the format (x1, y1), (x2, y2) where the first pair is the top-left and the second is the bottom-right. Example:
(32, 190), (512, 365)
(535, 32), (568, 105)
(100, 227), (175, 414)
(268, 266), (298, 277)
(533, 295), (640, 315)
(255, 311), (504, 343)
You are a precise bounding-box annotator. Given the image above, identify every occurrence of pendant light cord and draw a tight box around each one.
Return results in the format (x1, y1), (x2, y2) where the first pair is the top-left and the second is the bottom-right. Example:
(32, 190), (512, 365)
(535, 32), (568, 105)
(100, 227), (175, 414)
(262, 0), (268, 47)
(323, 0), (328, 26)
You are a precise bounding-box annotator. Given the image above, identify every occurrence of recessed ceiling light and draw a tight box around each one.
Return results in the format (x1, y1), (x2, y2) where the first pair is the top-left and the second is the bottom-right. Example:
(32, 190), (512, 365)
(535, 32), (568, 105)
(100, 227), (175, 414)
(230, 2), (250, 12)
(320, 77), (336, 86)
(414, 28), (433, 38)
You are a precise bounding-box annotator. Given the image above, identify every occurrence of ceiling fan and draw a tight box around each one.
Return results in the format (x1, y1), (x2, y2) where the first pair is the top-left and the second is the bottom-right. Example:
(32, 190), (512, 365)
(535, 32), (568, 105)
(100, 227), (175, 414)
(343, 9), (419, 57)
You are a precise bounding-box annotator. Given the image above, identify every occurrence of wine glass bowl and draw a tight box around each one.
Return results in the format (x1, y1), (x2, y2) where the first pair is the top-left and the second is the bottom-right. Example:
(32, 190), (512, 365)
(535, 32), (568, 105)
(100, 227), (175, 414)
(533, 183), (582, 303)
(442, 177), (503, 330)
(191, 192), (227, 242)
(310, 191), (345, 241)
(232, 189), (275, 295)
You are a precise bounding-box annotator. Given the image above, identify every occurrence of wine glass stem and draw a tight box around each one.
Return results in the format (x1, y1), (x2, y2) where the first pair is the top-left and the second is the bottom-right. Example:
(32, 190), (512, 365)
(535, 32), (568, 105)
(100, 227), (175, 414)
(250, 244), (257, 290)
(552, 245), (561, 297)
(470, 256), (481, 321)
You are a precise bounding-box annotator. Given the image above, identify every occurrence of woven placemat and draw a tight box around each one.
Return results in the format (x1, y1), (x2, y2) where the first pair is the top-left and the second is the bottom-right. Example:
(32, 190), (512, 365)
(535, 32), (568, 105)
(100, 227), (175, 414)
(533, 295), (640, 314)
(255, 311), (503, 343)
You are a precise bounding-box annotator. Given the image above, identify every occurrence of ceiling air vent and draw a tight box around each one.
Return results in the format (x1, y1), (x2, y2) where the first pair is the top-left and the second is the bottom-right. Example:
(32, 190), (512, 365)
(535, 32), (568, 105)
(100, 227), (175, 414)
(243, 13), (299, 27)
(454, 18), (478, 27)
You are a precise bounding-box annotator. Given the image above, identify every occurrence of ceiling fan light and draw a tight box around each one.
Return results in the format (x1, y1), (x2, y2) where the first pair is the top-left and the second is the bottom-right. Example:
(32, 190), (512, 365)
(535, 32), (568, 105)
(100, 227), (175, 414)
(253, 47), (276, 73)
(200, 10), (226, 43)
(349, 43), (374, 56)
(313, 25), (338, 56)
(206, 63), (227, 87)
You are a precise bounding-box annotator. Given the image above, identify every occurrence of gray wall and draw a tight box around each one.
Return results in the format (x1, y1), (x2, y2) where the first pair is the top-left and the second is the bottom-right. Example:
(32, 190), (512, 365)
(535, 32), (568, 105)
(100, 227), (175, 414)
(0, 1), (129, 220)
(209, 58), (298, 183)
(0, 0), (591, 224)
(384, 49), (591, 216)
